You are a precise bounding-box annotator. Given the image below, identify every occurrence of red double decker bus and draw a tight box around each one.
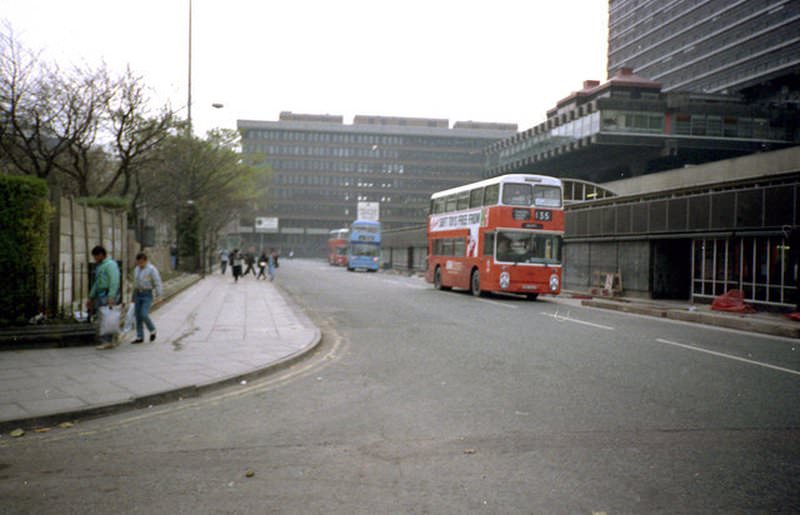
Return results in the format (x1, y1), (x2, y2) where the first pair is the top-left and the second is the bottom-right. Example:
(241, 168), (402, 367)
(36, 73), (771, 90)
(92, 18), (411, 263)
(425, 174), (564, 299)
(327, 228), (349, 266)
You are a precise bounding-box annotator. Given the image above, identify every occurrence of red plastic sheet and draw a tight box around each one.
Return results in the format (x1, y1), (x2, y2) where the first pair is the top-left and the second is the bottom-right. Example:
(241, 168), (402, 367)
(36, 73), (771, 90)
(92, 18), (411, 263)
(711, 289), (756, 313)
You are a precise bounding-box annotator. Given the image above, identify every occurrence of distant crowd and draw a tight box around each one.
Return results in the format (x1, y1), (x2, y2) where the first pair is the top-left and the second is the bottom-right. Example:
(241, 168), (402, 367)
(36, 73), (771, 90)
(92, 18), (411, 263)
(219, 248), (289, 283)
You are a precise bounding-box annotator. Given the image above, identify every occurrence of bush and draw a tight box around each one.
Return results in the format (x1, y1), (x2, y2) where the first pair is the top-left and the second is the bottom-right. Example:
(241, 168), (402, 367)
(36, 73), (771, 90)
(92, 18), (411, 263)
(0, 175), (53, 326)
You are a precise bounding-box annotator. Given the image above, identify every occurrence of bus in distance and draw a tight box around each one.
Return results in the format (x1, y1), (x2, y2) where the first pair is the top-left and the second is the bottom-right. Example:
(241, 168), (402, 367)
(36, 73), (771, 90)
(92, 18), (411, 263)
(348, 220), (381, 272)
(327, 228), (349, 266)
(426, 174), (564, 299)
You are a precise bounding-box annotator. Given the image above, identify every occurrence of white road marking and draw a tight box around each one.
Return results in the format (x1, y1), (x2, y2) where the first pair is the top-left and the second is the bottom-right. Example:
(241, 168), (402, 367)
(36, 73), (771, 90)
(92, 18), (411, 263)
(376, 277), (429, 290)
(539, 311), (614, 330)
(656, 338), (800, 377)
(475, 298), (519, 310)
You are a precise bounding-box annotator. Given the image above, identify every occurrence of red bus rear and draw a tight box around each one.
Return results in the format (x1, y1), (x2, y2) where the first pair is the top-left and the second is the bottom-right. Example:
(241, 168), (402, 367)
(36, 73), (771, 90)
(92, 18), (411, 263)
(327, 228), (349, 266)
(425, 174), (563, 299)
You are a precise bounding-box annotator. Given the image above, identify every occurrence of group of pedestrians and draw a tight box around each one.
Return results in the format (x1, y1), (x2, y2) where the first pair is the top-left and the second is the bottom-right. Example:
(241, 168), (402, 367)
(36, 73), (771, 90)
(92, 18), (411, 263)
(219, 248), (279, 282)
(87, 245), (280, 350)
(87, 246), (161, 350)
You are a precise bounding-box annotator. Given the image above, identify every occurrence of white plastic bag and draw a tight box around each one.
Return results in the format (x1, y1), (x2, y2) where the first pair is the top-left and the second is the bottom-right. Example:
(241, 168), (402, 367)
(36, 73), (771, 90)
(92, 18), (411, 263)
(98, 306), (121, 336)
(122, 304), (135, 334)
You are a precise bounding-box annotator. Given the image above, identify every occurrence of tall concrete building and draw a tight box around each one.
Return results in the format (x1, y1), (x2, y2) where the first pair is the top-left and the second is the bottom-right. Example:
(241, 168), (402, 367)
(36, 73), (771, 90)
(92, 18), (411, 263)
(608, 0), (800, 104)
(238, 113), (516, 256)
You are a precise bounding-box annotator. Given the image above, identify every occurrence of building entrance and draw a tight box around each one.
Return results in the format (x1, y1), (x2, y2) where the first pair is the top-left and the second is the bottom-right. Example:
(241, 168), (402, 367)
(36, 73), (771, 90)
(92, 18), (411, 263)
(652, 239), (692, 299)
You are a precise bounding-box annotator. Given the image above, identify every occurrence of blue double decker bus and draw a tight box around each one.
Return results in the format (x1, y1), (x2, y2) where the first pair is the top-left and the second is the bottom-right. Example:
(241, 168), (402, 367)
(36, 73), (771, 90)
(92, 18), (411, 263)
(348, 220), (381, 272)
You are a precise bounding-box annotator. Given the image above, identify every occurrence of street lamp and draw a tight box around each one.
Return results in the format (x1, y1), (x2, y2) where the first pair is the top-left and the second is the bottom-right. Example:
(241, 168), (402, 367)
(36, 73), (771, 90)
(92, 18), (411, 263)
(187, 0), (193, 135)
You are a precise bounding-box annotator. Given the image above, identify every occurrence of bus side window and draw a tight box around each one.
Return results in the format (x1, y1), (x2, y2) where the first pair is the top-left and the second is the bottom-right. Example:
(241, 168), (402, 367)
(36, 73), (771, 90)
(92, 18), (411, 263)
(469, 188), (483, 208)
(445, 195), (457, 212)
(484, 184), (499, 206)
(442, 239), (454, 256)
(484, 233), (494, 256)
(432, 198), (444, 214)
(453, 239), (466, 257)
(456, 191), (469, 211)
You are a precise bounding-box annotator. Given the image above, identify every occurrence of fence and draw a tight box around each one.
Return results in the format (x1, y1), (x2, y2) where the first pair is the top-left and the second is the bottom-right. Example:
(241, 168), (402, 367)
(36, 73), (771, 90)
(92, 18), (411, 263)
(41, 196), (127, 319)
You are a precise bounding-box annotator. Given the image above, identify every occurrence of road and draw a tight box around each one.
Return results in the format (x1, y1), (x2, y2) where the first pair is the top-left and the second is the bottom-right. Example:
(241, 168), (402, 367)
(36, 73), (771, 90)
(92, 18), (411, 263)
(1, 259), (799, 514)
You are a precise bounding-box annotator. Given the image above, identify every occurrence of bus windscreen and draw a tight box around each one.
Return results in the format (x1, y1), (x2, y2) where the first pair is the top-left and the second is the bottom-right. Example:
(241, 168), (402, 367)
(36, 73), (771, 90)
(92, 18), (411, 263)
(495, 231), (562, 264)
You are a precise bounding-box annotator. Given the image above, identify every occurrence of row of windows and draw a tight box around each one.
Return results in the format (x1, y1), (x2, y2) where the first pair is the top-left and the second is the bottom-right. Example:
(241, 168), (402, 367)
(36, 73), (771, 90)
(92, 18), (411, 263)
(431, 238), (467, 257)
(625, 3), (799, 79)
(669, 40), (800, 93)
(248, 143), (401, 159)
(269, 159), (478, 177)
(247, 130), (404, 146)
(274, 187), (429, 204)
(673, 114), (773, 139)
(610, 0), (772, 60)
(493, 107), (786, 169)
(273, 204), (428, 220)
(245, 129), (497, 150)
(273, 174), (461, 192)
(431, 183), (562, 214)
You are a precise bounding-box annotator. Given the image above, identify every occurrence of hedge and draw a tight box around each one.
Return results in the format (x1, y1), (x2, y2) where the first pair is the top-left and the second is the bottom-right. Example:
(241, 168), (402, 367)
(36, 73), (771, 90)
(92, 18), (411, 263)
(0, 175), (53, 326)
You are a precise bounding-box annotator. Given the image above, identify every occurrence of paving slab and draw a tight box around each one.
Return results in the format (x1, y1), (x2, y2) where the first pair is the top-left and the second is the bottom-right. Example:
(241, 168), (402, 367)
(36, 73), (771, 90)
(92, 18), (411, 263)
(0, 274), (321, 431)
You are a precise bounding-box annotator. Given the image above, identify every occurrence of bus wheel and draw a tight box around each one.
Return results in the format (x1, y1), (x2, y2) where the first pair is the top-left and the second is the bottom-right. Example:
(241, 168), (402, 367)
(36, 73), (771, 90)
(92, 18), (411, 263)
(470, 269), (483, 297)
(526, 293), (539, 301)
(434, 266), (450, 290)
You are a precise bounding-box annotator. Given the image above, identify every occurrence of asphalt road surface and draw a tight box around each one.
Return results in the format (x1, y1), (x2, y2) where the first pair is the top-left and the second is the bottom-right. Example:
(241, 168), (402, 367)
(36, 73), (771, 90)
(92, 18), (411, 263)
(2, 259), (799, 514)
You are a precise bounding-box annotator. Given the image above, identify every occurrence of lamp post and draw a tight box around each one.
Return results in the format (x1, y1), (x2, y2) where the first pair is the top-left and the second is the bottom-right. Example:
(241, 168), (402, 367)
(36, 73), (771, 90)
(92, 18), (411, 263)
(187, 0), (193, 135)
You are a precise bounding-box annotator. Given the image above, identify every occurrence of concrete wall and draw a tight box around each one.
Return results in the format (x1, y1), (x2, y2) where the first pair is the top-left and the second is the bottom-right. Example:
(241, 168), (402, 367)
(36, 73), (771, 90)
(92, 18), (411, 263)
(52, 197), (127, 315)
(604, 146), (800, 197)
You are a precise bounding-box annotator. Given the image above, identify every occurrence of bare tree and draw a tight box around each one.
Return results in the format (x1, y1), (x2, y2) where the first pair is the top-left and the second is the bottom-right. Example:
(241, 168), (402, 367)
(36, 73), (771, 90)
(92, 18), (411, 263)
(101, 67), (178, 197)
(1, 23), (178, 196)
(0, 23), (72, 181)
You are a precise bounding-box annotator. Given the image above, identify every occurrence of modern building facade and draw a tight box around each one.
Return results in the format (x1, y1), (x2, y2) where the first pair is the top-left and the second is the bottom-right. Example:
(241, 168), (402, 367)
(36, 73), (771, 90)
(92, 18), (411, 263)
(564, 146), (800, 308)
(608, 0), (800, 101)
(238, 113), (516, 256)
(485, 68), (797, 183)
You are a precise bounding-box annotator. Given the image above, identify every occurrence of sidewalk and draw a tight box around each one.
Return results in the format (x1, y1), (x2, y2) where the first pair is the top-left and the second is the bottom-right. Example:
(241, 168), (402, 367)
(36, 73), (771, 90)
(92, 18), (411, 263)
(0, 274), (321, 431)
(567, 292), (800, 339)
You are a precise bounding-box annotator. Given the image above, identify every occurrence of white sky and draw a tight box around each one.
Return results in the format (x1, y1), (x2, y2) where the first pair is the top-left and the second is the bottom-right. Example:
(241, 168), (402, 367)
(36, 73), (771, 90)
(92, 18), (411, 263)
(1, 0), (609, 136)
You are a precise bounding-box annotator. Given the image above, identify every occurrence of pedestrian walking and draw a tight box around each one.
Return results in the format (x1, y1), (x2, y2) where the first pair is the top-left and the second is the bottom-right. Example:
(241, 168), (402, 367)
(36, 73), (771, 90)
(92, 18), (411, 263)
(87, 245), (121, 350)
(131, 253), (162, 344)
(231, 249), (244, 283)
(268, 248), (278, 282)
(244, 251), (256, 277)
(257, 250), (269, 280)
(219, 249), (230, 275)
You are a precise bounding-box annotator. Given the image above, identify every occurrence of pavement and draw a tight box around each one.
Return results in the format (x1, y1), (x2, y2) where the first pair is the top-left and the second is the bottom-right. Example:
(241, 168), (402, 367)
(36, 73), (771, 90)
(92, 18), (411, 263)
(569, 292), (800, 339)
(0, 273), (321, 432)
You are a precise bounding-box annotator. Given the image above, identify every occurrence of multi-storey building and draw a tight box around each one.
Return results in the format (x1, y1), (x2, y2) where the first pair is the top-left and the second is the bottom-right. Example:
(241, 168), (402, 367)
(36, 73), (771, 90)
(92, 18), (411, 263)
(238, 113), (516, 256)
(485, 68), (796, 183)
(608, 0), (800, 103)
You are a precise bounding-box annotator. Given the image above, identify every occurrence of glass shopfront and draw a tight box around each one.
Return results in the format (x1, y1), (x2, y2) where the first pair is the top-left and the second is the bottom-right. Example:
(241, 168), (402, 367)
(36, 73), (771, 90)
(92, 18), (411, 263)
(692, 236), (797, 307)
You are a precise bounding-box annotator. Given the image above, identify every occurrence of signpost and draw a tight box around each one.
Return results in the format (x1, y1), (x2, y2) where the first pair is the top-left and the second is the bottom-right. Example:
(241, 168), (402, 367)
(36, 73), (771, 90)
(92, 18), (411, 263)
(357, 202), (380, 221)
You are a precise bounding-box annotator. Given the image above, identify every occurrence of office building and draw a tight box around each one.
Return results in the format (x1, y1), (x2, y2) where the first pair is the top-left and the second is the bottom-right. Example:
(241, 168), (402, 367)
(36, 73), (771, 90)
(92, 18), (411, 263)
(238, 113), (516, 256)
(608, 0), (800, 105)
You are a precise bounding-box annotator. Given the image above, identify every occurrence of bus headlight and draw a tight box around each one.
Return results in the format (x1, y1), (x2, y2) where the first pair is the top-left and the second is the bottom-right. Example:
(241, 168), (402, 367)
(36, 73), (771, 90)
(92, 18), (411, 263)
(549, 274), (559, 292)
(499, 272), (510, 289)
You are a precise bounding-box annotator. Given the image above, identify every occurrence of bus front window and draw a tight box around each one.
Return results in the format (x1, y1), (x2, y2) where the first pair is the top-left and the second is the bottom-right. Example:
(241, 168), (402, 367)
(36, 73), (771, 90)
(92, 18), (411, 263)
(351, 243), (379, 256)
(534, 185), (562, 208)
(495, 231), (561, 264)
(502, 183), (533, 206)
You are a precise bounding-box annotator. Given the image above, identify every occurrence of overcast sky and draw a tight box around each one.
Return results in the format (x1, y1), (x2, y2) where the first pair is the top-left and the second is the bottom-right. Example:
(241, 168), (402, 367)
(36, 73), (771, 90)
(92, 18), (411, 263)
(1, 0), (609, 136)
